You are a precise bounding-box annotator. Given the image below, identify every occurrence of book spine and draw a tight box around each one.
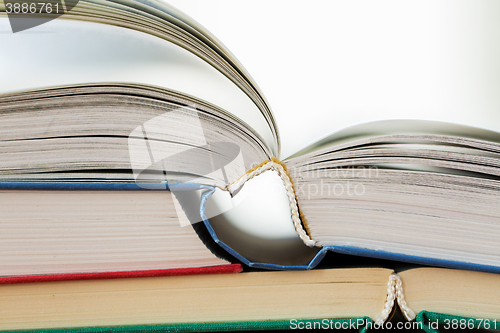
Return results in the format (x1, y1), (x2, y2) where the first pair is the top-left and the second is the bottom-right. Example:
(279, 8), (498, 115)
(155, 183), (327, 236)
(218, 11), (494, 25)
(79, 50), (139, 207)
(0, 264), (243, 284)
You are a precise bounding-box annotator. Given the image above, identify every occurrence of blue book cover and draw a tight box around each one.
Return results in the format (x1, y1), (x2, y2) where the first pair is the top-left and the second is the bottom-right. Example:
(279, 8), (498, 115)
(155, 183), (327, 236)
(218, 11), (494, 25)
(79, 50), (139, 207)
(3, 181), (500, 274)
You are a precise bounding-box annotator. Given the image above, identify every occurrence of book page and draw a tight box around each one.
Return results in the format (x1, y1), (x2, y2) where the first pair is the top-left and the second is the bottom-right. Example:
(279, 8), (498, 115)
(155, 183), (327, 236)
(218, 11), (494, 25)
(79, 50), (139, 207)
(400, 268), (500, 320)
(0, 268), (393, 330)
(286, 119), (500, 160)
(0, 190), (227, 275)
(168, 0), (500, 158)
(0, 16), (276, 155)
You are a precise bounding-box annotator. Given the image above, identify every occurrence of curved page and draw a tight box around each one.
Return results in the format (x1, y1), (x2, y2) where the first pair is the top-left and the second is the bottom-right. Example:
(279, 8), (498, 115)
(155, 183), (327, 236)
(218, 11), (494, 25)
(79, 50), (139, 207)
(0, 16), (276, 155)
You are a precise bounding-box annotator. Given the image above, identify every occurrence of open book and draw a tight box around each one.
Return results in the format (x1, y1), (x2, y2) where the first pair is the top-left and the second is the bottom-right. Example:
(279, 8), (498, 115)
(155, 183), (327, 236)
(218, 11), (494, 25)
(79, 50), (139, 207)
(2, 267), (500, 331)
(1, 0), (500, 329)
(2, 0), (499, 271)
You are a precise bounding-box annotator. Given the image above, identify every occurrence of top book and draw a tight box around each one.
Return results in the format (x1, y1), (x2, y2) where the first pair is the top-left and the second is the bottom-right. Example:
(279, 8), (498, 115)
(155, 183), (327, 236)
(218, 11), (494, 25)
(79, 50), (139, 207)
(1, 0), (499, 272)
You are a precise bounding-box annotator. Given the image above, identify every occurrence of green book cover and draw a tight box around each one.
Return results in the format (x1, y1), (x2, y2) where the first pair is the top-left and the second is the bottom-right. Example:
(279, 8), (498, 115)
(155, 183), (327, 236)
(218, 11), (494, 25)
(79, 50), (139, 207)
(0, 318), (373, 333)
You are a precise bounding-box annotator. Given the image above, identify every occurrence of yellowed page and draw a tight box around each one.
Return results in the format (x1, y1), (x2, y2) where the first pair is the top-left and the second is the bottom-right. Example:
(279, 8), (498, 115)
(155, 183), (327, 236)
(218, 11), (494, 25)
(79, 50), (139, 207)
(400, 267), (500, 320)
(0, 268), (393, 330)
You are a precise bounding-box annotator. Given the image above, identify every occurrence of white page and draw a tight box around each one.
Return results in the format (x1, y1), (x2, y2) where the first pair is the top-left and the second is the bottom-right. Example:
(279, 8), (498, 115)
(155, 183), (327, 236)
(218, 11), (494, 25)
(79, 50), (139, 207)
(0, 17), (276, 154)
(167, 0), (500, 158)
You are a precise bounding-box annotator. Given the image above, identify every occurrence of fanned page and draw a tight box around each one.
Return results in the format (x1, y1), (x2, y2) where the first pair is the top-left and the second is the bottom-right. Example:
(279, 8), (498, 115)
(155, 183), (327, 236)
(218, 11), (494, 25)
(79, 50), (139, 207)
(0, 85), (271, 187)
(167, 1), (500, 158)
(283, 120), (500, 271)
(0, 3), (279, 154)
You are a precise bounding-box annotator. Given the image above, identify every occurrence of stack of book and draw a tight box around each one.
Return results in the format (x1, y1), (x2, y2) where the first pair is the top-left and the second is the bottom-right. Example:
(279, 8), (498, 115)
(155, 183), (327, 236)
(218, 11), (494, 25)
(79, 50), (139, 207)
(1, 1), (500, 332)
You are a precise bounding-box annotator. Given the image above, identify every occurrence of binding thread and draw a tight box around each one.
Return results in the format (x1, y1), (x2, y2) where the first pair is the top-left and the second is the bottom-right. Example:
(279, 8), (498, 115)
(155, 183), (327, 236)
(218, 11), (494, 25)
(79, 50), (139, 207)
(394, 273), (417, 321)
(374, 273), (398, 325)
(227, 160), (316, 247)
(374, 273), (416, 325)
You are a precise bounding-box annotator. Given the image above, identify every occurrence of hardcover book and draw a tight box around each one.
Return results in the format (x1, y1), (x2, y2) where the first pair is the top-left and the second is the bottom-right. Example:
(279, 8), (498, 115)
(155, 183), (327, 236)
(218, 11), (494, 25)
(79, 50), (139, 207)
(1, 267), (500, 332)
(0, 183), (239, 277)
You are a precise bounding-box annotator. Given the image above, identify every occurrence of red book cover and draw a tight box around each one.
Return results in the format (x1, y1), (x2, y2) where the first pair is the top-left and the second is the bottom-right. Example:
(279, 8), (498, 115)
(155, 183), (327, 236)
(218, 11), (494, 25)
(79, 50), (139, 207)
(0, 264), (243, 284)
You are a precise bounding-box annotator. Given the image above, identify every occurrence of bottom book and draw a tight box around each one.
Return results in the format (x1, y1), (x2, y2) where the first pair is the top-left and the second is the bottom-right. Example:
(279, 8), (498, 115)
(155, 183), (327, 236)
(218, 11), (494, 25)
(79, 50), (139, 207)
(1, 267), (499, 332)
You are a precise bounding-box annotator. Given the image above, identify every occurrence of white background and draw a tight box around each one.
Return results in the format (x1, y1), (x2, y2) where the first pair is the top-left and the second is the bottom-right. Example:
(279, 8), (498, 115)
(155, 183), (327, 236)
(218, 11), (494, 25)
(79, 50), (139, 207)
(168, 0), (500, 158)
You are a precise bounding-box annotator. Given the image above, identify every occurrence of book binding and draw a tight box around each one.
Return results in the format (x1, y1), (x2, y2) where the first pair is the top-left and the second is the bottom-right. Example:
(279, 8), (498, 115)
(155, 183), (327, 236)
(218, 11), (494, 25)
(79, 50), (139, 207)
(4, 182), (500, 274)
